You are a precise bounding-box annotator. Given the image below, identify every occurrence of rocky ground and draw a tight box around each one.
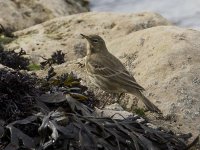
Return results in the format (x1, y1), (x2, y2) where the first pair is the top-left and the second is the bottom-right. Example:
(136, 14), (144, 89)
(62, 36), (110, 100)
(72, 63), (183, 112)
(0, 0), (89, 31)
(0, 1), (200, 148)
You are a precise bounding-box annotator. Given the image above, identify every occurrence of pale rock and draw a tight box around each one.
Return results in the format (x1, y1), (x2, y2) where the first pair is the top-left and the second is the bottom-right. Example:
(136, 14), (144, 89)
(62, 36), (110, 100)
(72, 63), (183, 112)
(94, 107), (133, 120)
(104, 103), (124, 111)
(146, 123), (158, 129)
(0, 64), (7, 69)
(0, 0), (89, 31)
(135, 118), (145, 123)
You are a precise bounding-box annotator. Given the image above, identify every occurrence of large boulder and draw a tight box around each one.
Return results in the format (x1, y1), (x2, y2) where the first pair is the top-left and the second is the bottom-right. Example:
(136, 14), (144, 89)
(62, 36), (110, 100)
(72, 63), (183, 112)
(109, 26), (200, 137)
(5, 12), (200, 136)
(0, 0), (89, 31)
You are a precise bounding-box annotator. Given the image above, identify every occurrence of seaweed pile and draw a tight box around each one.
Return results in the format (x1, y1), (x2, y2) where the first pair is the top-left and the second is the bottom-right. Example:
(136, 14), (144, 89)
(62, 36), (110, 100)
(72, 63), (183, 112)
(0, 69), (38, 123)
(40, 50), (66, 69)
(0, 47), (30, 70)
(0, 66), (194, 150)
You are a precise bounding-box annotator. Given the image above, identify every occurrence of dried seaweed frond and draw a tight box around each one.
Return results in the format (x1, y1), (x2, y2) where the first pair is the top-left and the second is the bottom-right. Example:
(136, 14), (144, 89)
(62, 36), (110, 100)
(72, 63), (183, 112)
(0, 47), (30, 70)
(40, 50), (66, 69)
(0, 69), (38, 123)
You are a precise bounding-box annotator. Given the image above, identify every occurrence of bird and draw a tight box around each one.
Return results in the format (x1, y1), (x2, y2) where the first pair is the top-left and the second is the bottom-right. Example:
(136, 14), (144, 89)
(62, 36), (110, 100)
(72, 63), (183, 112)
(81, 34), (161, 113)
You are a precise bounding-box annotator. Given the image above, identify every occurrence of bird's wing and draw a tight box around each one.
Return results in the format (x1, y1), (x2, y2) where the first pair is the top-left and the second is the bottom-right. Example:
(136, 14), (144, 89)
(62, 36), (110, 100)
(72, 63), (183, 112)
(87, 60), (145, 91)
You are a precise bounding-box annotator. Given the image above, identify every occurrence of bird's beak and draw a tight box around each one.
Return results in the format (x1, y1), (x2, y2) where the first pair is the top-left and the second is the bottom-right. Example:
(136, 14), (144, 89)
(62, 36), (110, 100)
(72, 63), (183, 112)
(80, 34), (90, 41)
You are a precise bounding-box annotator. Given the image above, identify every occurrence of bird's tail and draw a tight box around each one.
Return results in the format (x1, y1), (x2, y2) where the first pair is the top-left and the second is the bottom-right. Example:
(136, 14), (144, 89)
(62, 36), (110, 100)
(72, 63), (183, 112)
(135, 91), (161, 113)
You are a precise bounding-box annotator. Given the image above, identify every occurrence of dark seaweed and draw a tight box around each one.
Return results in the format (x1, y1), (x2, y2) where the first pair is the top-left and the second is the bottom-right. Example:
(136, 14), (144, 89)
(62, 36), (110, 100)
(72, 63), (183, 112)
(0, 24), (15, 38)
(0, 69), (38, 123)
(0, 67), (195, 150)
(0, 47), (30, 70)
(40, 50), (65, 69)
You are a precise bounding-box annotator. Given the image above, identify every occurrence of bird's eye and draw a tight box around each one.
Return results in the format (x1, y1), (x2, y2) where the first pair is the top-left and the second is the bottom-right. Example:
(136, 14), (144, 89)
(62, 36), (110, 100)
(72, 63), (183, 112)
(92, 39), (98, 43)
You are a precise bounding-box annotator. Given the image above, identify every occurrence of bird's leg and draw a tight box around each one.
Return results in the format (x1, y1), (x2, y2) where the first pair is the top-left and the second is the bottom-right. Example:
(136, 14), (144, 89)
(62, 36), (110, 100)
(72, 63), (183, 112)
(118, 93), (124, 101)
(111, 93), (118, 102)
(113, 92), (124, 103)
(101, 92), (121, 108)
(100, 91), (111, 109)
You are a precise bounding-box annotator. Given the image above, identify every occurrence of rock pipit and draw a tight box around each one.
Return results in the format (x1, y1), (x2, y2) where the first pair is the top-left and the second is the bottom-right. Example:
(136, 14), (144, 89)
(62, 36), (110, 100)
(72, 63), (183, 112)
(81, 34), (161, 113)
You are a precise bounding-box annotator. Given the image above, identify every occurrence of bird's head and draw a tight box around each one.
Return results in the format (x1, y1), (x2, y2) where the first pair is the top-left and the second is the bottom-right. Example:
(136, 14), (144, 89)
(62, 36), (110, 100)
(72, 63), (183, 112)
(81, 34), (107, 54)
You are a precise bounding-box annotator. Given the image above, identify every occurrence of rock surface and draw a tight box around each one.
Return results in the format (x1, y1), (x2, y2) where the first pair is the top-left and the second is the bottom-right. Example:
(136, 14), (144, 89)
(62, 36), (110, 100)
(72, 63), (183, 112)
(5, 12), (200, 137)
(0, 0), (89, 31)
(6, 12), (170, 63)
(95, 107), (133, 120)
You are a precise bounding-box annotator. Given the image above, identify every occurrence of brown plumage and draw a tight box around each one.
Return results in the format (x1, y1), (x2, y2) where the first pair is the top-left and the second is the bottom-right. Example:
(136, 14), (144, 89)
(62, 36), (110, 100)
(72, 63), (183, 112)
(81, 34), (161, 113)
